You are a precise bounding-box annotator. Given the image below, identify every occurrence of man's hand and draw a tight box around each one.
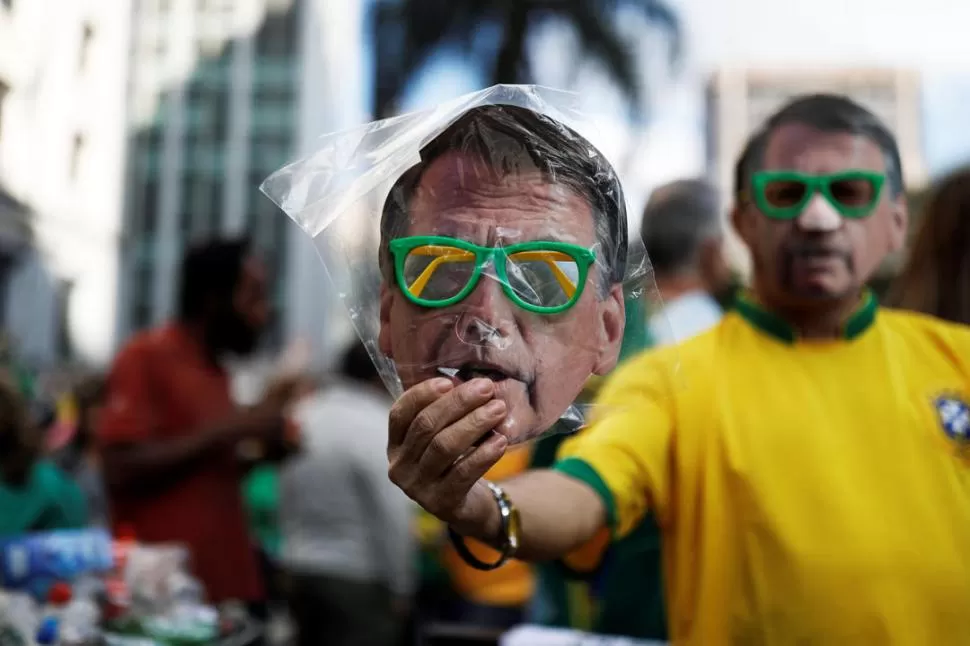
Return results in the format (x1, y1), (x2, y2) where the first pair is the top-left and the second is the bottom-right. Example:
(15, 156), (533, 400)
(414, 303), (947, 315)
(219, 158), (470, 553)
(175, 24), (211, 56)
(387, 378), (509, 542)
(261, 374), (315, 412)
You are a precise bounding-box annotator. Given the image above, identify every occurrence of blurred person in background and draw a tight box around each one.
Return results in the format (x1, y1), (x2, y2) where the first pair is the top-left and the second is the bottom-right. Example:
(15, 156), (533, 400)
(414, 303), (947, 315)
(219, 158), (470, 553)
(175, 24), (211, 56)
(242, 461), (284, 611)
(640, 178), (730, 345)
(96, 236), (303, 611)
(527, 378), (666, 641)
(279, 340), (413, 646)
(888, 166), (970, 325)
(51, 375), (110, 527)
(0, 375), (88, 535)
(436, 443), (535, 632)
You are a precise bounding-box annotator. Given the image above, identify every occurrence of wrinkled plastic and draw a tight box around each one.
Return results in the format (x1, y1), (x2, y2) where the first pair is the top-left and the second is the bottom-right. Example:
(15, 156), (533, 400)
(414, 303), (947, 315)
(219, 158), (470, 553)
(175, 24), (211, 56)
(262, 85), (668, 444)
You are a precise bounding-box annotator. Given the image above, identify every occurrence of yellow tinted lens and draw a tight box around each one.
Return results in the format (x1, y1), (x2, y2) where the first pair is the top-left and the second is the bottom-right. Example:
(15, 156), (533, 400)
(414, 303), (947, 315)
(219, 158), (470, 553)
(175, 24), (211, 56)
(506, 250), (580, 308)
(402, 245), (476, 301)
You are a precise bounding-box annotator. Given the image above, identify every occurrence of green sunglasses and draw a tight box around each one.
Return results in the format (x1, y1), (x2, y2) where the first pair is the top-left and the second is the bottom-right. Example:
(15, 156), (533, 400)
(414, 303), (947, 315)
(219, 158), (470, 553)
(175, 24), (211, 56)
(751, 170), (886, 220)
(388, 235), (596, 315)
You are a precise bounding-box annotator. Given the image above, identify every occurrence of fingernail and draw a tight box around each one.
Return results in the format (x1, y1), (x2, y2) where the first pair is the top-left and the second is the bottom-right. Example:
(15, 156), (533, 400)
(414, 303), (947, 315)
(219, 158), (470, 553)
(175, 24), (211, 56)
(431, 378), (453, 393)
(474, 379), (493, 395)
(485, 399), (506, 415)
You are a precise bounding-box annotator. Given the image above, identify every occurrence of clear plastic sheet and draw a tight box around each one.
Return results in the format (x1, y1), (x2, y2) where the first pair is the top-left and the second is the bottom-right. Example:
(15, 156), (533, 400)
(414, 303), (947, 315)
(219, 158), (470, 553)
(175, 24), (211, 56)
(262, 84), (668, 444)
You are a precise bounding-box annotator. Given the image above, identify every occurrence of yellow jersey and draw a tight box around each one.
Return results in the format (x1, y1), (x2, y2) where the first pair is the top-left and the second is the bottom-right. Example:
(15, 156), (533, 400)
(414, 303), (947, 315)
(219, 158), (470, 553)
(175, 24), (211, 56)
(554, 294), (970, 645)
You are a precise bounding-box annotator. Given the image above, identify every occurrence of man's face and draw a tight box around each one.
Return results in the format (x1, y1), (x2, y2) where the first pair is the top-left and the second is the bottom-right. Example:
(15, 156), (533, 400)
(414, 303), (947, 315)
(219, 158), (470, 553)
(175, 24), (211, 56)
(219, 255), (271, 356)
(379, 152), (625, 443)
(734, 124), (907, 309)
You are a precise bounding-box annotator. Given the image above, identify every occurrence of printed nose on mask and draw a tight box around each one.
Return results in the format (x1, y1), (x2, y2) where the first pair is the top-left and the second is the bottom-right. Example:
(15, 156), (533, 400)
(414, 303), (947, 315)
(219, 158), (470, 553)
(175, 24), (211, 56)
(457, 316), (512, 350)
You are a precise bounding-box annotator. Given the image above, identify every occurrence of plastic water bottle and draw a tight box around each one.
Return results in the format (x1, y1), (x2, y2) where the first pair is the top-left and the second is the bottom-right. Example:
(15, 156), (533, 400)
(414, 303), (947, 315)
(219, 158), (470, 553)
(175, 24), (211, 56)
(35, 581), (73, 645)
(59, 595), (101, 645)
(0, 591), (34, 646)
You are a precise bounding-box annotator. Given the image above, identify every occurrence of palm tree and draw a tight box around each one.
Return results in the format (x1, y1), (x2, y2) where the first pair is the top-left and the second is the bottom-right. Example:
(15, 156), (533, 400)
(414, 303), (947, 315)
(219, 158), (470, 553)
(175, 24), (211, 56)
(372, 0), (682, 118)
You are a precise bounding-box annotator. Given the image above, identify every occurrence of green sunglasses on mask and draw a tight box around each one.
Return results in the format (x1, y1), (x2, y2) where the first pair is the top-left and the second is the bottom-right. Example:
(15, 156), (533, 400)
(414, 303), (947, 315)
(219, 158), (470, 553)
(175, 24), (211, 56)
(750, 170), (886, 220)
(388, 235), (597, 315)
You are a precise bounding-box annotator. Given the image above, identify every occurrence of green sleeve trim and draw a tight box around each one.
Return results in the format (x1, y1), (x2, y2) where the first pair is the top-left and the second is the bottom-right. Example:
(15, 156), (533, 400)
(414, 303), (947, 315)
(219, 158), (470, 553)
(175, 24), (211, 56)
(553, 457), (618, 534)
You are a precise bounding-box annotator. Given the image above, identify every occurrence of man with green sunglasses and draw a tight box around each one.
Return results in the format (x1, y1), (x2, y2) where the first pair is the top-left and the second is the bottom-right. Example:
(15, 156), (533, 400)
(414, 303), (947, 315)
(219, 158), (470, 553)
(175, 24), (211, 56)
(387, 93), (970, 645)
(377, 104), (629, 447)
(735, 121), (904, 305)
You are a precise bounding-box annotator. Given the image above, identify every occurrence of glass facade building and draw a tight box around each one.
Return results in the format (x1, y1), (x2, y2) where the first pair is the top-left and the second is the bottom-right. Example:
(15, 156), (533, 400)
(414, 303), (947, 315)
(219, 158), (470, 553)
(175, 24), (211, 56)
(122, 0), (300, 349)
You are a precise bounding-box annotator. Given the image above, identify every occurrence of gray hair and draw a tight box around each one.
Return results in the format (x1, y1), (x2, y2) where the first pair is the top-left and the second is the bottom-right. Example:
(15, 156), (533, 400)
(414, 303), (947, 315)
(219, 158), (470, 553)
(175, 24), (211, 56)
(640, 178), (722, 276)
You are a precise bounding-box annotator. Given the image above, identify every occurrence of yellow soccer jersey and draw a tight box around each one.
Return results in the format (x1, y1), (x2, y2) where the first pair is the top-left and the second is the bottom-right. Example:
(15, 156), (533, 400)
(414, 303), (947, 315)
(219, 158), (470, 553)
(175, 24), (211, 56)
(554, 293), (970, 645)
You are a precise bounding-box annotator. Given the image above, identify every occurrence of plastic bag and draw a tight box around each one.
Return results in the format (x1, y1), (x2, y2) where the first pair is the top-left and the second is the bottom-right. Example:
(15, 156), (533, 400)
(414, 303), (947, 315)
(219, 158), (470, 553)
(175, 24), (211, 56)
(262, 84), (665, 444)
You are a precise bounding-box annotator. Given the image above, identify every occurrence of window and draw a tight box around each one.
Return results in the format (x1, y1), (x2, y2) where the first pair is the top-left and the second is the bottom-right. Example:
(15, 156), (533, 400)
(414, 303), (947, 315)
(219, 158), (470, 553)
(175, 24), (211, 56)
(70, 134), (85, 181)
(210, 180), (223, 231)
(256, 10), (298, 57)
(132, 260), (154, 330)
(142, 179), (159, 235)
(0, 80), (8, 138)
(79, 23), (95, 72)
(55, 280), (75, 360)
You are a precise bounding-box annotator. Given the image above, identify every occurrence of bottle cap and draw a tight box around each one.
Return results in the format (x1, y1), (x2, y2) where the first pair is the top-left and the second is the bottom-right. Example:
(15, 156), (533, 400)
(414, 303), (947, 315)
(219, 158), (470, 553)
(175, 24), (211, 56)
(35, 617), (59, 645)
(47, 581), (72, 605)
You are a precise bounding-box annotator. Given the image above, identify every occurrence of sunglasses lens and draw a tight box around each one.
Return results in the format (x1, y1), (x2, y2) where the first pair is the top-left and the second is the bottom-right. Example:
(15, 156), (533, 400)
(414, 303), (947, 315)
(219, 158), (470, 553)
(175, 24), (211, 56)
(402, 245), (476, 302)
(505, 250), (581, 310)
(762, 179), (808, 209)
(829, 177), (878, 208)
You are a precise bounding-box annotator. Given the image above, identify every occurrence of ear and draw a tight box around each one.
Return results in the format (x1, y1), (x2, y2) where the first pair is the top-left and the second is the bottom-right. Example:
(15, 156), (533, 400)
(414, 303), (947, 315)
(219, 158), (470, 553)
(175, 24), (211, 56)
(378, 282), (394, 358)
(592, 284), (625, 376)
(731, 203), (754, 249)
(698, 237), (727, 285)
(887, 194), (909, 253)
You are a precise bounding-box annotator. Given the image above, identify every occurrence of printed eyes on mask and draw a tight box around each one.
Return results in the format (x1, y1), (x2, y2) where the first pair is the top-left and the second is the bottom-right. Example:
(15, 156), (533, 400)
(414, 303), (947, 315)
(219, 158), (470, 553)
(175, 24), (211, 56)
(389, 236), (595, 315)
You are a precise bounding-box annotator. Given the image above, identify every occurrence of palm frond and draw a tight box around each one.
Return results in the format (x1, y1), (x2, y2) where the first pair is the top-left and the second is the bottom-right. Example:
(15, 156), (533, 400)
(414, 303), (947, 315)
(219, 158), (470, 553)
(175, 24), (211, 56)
(618, 0), (683, 65)
(373, 0), (468, 116)
(566, 1), (643, 110)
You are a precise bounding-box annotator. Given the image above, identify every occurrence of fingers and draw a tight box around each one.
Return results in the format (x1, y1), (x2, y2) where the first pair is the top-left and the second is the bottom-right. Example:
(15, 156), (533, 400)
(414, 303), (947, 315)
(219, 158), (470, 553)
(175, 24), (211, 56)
(386, 377), (510, 526)
(388, 378), (455, 448)
(401, 379), (499, 463)
(417, 399), (506, 478)
(435, 432), (508, 510)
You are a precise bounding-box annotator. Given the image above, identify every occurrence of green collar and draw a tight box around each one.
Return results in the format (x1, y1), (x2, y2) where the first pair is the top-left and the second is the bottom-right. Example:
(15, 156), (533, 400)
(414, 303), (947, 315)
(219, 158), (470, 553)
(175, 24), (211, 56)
(733, 290), (878, 344)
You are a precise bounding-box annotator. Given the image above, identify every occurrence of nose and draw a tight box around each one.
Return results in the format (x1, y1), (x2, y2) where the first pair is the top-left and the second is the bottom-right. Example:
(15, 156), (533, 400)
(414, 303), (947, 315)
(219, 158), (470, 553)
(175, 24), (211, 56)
(455, 270), (516, 349)
(795, 193), (842, 233)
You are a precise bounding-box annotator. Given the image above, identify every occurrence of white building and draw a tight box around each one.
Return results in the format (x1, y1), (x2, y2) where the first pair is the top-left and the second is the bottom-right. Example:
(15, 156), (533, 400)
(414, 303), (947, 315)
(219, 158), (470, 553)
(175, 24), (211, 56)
(0, 0), (131, 367)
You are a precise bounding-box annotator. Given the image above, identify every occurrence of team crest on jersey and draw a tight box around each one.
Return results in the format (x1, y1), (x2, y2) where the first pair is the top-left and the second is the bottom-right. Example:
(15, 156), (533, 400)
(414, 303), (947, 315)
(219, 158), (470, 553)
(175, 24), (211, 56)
(933, 394), (970, 443)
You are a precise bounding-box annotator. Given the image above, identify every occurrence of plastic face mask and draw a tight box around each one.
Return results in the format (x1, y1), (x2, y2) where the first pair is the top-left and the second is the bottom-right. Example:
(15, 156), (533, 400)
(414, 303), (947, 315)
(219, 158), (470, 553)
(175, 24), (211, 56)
(751, 170), (885, 220)
(389, 235), (597, 315)
(260, 85), (679, 445)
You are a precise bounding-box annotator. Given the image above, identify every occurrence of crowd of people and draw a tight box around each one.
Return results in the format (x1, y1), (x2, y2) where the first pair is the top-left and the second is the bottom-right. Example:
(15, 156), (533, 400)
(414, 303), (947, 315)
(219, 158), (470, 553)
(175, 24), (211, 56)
(0, 91), (968, 645)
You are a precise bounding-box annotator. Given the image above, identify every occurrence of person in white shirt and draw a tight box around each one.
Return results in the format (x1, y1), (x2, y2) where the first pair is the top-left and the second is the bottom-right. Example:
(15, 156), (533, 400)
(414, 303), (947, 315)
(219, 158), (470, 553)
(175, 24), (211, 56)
(640, 179), (731, 345)
(280, 341), (415, 646)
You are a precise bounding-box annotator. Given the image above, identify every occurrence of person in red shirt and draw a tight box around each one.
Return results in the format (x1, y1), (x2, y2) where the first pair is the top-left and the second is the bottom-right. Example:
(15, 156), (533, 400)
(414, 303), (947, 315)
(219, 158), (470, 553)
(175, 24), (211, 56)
(97, 236), (299, 605)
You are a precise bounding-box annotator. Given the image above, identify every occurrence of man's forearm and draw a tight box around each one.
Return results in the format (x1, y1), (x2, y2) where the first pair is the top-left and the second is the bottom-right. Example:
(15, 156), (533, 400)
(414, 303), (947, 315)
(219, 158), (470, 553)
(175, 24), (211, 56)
(456, 469), (607, 562)
(101, 425), (230, 495)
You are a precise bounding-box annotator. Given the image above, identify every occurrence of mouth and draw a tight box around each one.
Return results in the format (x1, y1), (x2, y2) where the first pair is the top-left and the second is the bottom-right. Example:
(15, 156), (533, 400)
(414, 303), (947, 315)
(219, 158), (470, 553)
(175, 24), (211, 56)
(439, 362), (517, 383)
